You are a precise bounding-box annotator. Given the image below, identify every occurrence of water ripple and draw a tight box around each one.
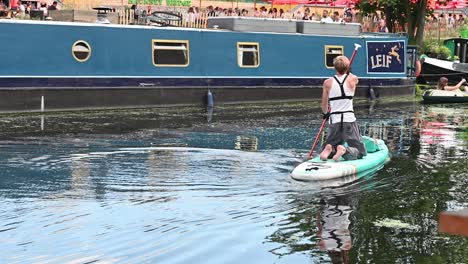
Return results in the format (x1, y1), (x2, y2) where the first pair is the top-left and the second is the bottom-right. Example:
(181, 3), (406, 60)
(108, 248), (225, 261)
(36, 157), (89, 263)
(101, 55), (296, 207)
(0, 102), (466, 263)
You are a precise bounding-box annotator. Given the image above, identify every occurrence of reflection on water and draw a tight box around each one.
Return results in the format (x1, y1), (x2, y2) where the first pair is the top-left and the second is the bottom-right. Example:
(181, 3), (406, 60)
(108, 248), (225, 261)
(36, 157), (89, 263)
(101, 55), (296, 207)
(235, 135), (259, 151)
(317, 195), (352, 264)
(0, 100), (467, 263)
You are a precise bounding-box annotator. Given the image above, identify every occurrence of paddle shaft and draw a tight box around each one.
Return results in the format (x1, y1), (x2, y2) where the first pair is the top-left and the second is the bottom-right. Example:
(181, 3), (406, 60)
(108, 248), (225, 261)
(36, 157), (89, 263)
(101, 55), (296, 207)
(307, 106), (330, 159)
(307, 45), (360, 159)
(349, 50), (358, 66)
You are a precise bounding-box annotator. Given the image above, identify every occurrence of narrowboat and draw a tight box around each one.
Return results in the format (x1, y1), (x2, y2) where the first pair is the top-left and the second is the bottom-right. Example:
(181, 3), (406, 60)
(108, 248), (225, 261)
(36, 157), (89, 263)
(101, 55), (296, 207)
(0, 15), (415, 112)
(419, 38), (468, 85)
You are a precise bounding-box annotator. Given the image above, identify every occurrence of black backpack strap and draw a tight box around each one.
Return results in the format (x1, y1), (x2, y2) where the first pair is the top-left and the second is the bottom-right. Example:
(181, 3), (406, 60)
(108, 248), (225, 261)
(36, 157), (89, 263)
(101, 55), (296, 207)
(330, 110), (354, 115)
(328, 110), (354, 125)
(329, 74), (353, 101)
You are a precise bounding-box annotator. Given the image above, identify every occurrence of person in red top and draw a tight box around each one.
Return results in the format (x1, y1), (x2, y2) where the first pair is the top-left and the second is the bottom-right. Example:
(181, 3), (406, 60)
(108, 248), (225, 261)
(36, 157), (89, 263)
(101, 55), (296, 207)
(10, 0), (18, 10)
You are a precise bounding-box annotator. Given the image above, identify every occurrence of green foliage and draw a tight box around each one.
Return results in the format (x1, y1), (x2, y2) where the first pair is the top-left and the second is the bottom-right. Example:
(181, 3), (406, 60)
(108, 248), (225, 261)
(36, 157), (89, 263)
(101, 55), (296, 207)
(438, 45), (451, 60)
(460, 24), (468, 32)
(415, 84), (423, 96)
(420, 39), (451, 60)
(355, 0), (428, 45)
(421, 39), (440, 54)
(459, 24), (468, 38)
(457, 127), (468, 141)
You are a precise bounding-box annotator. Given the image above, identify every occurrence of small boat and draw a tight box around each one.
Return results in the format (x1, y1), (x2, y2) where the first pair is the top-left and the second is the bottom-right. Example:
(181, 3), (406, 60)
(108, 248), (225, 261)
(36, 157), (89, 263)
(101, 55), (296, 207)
(419, 56), (468, 85)
(422, 89), (468, 104)
(290, 138), (389, 181)
(419, 38), (468, 84)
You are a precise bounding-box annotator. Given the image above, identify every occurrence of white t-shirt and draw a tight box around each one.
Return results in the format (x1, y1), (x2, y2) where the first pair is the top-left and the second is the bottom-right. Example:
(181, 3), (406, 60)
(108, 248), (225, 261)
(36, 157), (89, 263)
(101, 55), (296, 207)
(321, 16), (333, 23)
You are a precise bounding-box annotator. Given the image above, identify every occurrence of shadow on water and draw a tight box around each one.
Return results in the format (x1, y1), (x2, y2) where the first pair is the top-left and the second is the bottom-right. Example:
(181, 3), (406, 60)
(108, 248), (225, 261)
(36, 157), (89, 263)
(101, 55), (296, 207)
(0, 99), (467, 263)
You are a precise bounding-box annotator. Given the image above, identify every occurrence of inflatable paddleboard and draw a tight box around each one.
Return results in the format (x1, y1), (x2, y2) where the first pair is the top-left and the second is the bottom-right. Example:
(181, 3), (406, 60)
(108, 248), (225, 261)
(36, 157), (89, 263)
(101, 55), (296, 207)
(291, 138), (389, 181)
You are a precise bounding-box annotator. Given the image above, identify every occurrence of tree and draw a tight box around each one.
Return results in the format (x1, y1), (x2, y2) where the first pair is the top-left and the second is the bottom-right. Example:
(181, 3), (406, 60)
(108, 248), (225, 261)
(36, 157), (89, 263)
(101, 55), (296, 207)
(355, 0), (431, 46)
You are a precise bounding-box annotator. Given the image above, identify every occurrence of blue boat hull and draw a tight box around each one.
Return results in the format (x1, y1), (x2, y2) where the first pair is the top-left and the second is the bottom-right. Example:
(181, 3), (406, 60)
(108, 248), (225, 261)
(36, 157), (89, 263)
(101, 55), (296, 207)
(0, 20), (414, 112)
(0, 78), (414, 112)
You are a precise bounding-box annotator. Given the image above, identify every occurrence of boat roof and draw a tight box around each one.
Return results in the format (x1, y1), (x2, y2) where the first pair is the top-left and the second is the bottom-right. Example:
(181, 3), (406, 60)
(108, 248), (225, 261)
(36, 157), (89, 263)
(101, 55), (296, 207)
(0, 18), (404, 39)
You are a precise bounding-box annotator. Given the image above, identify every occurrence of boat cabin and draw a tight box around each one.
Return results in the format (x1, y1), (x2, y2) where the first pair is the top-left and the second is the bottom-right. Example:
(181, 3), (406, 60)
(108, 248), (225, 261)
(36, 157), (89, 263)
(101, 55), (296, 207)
(443, 38), (468, 63)
(207, 17), (362, 36)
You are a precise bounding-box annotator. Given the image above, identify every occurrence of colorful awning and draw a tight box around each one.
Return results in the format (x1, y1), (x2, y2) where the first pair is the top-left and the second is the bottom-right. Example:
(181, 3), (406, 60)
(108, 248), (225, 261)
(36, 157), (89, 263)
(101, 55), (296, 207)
(430, 0), (466, 10)
(268, 0), (356, 6)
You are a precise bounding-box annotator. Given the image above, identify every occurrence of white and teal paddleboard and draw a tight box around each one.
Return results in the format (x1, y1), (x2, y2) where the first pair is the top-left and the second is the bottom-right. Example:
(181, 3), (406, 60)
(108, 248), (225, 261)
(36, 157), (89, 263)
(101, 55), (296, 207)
(291, 138), (389, 181)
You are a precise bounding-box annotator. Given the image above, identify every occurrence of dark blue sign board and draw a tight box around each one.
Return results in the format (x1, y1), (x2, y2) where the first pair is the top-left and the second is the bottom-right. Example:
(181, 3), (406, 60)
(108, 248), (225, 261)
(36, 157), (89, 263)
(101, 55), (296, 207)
(367, 41), (406, 74)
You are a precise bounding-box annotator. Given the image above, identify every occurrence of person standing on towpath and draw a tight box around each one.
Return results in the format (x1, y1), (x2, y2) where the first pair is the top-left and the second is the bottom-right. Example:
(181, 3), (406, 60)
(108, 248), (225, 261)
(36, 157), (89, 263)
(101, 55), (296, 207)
(319, 56), (367, 161)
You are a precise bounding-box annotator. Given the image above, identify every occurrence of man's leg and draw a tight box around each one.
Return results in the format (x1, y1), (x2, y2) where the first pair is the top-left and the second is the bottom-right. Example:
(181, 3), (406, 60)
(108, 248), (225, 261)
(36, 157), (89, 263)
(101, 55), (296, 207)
(343, 122), (367, 158)
(341, 146), (360, 160)
(320, 144), (333, 161)
(332, 145), (347, 161)
(319, 123), (342, 160)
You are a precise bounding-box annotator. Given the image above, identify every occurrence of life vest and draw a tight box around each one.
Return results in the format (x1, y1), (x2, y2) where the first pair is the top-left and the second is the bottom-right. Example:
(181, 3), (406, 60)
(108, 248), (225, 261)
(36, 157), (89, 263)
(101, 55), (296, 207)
(328, 74), (356, 125)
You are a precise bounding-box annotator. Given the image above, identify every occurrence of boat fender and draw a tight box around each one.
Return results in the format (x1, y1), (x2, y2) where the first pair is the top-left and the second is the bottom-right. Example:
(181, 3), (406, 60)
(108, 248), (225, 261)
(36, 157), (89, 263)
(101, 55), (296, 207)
(207, 89), (214, 108)
(415, 59), (421, 77)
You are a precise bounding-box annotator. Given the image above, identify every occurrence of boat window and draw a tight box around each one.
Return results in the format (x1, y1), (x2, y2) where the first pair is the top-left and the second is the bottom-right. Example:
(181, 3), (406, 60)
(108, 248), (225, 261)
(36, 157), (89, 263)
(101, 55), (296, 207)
(325, 46), (344, 68)
(238, 42), (260, 68)
(72, 41), (91, 62)
(153, 40), (189, 67)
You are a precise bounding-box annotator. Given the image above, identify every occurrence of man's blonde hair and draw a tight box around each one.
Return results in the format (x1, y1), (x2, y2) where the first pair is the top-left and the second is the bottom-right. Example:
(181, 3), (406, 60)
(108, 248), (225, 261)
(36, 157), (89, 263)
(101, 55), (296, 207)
(333, 56), (349, 74)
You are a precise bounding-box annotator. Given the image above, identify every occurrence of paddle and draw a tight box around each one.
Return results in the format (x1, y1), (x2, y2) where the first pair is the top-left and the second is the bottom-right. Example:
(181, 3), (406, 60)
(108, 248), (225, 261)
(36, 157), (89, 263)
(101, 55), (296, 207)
(307, 43), (362, 160)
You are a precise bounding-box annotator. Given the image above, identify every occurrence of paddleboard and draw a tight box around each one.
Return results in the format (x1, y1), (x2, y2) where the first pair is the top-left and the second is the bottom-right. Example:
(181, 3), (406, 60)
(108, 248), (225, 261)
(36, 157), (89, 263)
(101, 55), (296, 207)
(291, 139), (389, 181)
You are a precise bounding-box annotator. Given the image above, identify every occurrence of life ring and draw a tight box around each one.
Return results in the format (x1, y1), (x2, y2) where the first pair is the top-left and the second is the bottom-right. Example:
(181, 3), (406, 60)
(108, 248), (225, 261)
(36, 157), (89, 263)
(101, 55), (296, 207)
(415, 59), (421, 77)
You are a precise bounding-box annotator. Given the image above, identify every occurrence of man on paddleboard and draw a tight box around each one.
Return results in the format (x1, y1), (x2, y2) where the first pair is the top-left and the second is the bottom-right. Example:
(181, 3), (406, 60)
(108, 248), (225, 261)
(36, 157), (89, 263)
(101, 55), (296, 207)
(319, 56), (367, 161)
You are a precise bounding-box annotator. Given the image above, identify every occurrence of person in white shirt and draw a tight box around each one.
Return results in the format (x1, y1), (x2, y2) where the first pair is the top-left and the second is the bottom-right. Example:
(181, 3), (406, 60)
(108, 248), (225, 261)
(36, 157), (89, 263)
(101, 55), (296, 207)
(16, 0), (25, 16)
(332, 11), (342, 22)
(320, 10), (333, 23)
(319, 56), (367, 161)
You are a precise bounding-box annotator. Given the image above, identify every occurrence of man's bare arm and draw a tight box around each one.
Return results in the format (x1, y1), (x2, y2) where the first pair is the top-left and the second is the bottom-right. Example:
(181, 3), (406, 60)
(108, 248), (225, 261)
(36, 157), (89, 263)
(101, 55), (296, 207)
(347, 73), (359, 92)
(321, 79), (331, 113)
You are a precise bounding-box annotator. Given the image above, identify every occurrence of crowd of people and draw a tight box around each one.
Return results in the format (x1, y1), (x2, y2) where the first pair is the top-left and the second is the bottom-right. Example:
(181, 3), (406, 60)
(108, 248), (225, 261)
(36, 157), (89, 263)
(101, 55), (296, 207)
(175, 5), (358, 24)
(172, 5), (460, 34)
(1, 1), (467, 35)
(0, 0), (58, 18)
(429, 12), (466, 29)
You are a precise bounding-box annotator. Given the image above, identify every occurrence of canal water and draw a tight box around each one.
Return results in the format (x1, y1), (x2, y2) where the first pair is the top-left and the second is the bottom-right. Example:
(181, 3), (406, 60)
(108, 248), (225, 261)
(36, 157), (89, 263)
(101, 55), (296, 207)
(0, 99), (467, 263)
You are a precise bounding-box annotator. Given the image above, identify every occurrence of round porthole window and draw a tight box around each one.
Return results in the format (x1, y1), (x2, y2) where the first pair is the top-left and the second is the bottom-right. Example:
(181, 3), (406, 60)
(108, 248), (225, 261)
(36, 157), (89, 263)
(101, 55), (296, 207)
(72, 41), (91, 62)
